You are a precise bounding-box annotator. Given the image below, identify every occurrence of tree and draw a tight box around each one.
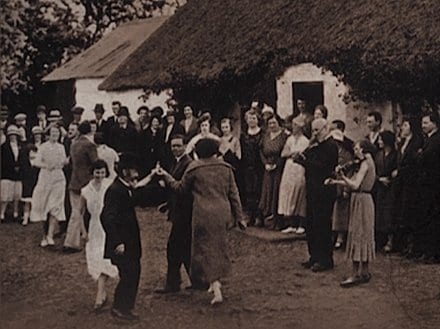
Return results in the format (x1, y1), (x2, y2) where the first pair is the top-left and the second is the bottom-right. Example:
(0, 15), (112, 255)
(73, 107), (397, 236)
(1, 0), (183, 115)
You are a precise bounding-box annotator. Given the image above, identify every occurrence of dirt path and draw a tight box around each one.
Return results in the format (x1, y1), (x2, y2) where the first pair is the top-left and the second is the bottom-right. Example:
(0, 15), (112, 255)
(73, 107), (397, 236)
(1, 208), (439, 329)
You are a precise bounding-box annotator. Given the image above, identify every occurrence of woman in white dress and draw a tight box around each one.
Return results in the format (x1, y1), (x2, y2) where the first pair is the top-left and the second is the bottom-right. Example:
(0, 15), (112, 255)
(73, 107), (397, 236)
(80, 160), (118, 310)
(185, 113), (220, 157)
(31, 125), (68, 247)
(278, 116), (309, 234)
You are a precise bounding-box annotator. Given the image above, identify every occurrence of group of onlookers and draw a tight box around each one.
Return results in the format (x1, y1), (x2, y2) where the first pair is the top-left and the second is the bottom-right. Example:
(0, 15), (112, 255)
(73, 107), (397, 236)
(1, 98), (440, 313)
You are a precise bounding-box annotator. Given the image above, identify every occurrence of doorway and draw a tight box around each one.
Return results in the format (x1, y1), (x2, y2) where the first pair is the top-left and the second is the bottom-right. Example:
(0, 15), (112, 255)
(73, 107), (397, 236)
(292, 81), (324, 116)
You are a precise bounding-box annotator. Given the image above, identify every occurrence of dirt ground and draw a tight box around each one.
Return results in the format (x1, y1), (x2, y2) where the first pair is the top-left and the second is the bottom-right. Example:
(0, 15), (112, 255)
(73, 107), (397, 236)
(1, 208), (440, 329)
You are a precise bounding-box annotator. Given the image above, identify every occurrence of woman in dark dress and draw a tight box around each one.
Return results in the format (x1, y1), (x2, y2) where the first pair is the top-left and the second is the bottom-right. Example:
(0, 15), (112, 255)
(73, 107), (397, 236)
(374, 131), (398, 252)
(258, 114), (289, 228)
(392, 117), (423, 254)
(239, 109), (264, 225)
(141, 116), (164, 175)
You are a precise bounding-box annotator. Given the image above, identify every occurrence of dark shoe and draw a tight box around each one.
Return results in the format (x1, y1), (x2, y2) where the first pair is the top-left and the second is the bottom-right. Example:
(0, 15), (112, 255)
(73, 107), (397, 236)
(301, 260), (313, 269)
(111, 308), (139, 321)
(62, 247), (81, 254)
(359, 273), (372, 284)
(154, 286), (180, 294)
(311, 263), (334, 272)
(93, 296), (107, 312)
(185, 282), (209, 291)
(340, 276), (362, 288)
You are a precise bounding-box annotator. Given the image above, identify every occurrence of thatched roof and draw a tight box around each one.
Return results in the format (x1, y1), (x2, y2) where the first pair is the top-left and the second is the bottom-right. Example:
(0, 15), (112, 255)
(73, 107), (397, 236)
(42, 16), (169, 82)
(99, 0), (440, 101)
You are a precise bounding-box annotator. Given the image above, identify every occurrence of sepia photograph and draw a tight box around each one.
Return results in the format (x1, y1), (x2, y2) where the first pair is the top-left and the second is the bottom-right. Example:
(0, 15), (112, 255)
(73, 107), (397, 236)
(1, 1), (440, 328)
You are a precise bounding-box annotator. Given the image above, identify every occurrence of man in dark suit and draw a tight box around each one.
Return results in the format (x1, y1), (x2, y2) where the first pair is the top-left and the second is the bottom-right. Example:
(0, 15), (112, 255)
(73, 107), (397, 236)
(365, 111), (383, 150)
(101, 153), (148, 322)
(63, 121), (98, 252)
(161, 110), (185, 170)
(296, 118), (338, 272)
(180, 105), (199, 141)
(413, 112), (440, 260)
(92, 103), (107, 134)
(154, 134), (193, 293)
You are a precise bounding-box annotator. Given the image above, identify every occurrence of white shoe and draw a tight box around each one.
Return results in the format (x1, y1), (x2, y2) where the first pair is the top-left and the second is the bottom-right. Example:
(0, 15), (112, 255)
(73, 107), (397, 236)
(210, 281), (223, 305)
(281, 227), (296, 234)
(295, 227), (305, 235)
(46, 236), (55, 246)
(22, 218), (29, 226)
(40, 238), (49, 247)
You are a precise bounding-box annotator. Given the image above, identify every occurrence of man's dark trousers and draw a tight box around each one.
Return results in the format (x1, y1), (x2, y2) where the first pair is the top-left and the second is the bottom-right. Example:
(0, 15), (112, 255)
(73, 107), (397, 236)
(113, 259), (141, 313)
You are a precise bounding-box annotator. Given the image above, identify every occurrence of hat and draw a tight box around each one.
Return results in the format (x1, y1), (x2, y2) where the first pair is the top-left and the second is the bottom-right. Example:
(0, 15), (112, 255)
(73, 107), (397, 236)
(36, 105), (47, 114)
(117, 106), (130, 117)
(0, 105), (8, 120)
(292, 116), (306, 128)
(14, 113), (27, 121)
(71, 106), (84, 115)
(261, 104), (274, 115)
(6, 125), (20, 136)
(31, 126), (43, 135)
(48, 109), (62, 122)
(250, 101), (259, 109)
(93, 104), (105, 113)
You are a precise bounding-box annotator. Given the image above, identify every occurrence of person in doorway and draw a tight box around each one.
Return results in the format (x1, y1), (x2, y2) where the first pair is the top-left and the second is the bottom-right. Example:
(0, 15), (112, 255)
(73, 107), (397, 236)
(294, 98), (313, 138)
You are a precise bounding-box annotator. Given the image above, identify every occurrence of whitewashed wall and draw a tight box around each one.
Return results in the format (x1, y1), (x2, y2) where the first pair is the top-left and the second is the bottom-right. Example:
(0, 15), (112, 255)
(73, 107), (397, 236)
(74, 78), (171, 120)
(276, 63), (396, 141)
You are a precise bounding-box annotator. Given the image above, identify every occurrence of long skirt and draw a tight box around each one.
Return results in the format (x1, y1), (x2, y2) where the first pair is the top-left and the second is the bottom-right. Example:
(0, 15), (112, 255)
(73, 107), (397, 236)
(346, 192), (375, 262)
(259, 166), (283, 217)
(278, 160), (306, 217)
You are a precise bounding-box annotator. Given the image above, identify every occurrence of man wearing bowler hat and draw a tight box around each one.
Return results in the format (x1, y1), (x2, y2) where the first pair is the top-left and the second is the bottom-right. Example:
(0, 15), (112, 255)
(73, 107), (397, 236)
(92, 104), (108, 135)
(71, 106), (84, 125)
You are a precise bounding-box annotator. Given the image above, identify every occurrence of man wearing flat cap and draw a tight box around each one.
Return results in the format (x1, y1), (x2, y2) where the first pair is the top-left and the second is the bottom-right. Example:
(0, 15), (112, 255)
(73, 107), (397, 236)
(295, 118), (338, 272)
(14, 113), (29, 143)
(36, 105), (48, 132)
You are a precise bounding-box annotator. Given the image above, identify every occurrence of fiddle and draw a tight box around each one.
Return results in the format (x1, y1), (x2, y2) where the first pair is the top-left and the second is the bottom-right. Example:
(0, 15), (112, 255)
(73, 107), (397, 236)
(335, 159), (361, 175)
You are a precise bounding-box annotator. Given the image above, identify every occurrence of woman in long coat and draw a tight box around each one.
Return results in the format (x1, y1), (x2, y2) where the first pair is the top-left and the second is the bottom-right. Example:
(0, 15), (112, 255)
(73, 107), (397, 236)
(392, 117), (423, 254)
(159, 138), (245, 305)
(374, 131), (397, 251)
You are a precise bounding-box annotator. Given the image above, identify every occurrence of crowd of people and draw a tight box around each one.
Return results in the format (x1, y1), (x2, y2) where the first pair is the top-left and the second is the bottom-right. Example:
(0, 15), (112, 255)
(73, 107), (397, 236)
(1, 98), (439, 321)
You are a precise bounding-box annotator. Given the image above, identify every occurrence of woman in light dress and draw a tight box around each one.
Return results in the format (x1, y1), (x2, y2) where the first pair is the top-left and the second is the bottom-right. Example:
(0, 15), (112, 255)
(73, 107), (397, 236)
(326, 140), (376, 287)
(185, 113), (220, 157)
(80, 160), (118, 310)
(31, 125), (68, 247)
(278, 116), (309, 234)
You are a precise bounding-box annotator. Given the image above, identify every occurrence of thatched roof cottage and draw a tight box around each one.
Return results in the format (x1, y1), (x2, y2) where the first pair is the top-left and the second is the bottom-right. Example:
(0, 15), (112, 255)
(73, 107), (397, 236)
(99, 0), (440, 138)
